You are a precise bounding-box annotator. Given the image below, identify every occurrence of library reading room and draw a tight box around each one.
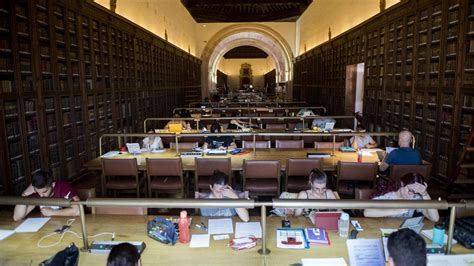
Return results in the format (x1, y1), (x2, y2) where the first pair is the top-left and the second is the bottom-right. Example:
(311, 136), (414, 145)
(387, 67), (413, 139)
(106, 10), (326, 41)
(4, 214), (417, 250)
(1, 0), (474, 265)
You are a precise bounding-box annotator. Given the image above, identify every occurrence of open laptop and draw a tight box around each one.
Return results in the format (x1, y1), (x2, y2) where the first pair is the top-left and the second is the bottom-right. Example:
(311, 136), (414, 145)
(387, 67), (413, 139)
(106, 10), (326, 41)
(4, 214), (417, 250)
(323, 122), (336, 132)
(400, 216), (424, 234)
(125, 143), (141, 154)
(308, 211), (342, 230)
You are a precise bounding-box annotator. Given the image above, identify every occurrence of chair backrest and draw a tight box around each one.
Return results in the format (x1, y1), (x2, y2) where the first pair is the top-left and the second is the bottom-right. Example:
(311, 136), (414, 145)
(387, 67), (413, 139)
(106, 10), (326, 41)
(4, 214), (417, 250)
(101, 158), (138, 176)
(195, 157), (232, 177)
(266, 123), (287, 129)
(92, 206), (147, 215)
(314, 141), (344, 149)
(169, 142), (199, 150)
(337, 161), (378, 181)
(75, 187), (96, 201)
(388, 163), (432, 182)
(286, 158), (322, 176)
(355, 188), (375, 200)
(242, 140), (271, 149)
(146, 158), (182, 177)
(243, 160), (280, 179)
(276, 140), (304, 149)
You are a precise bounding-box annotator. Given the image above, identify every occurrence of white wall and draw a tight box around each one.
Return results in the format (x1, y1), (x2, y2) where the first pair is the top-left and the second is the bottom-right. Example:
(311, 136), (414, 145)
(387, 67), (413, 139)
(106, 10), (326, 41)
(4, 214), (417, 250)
(297, 0), (400, 55)
(94, 0), (198, 56)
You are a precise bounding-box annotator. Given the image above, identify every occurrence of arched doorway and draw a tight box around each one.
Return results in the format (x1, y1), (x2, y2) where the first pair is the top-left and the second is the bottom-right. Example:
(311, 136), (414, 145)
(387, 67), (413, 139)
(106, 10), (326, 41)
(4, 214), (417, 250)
(201, 24), (294, 99)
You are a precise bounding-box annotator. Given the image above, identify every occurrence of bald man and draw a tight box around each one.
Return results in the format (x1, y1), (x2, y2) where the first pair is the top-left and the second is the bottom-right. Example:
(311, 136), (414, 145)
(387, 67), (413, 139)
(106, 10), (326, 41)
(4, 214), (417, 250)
(379, 130), (422, 171)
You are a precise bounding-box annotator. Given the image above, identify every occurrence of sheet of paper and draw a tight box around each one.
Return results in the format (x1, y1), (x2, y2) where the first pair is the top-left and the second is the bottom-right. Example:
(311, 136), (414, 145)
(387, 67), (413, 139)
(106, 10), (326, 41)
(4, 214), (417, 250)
(14, 218), (50, 233)
(208, 218), (233, 235)
(0, 230), (15, 241)
(428, 254), (474, 266)
(189, 234), (210, 248)
(100, 151), (120, 158)
(382, 237), (389, 262)
(302, 258), (347, 266)
(421, 230), (458, 245)
(361, 151), (375, 157)
(235, 222), (262, 238)
(213, 234), (230, 240)
(346, 239), (385, 266)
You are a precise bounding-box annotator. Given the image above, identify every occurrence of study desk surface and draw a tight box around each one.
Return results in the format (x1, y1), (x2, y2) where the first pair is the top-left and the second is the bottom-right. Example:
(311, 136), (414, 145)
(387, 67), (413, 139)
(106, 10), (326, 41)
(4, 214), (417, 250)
(0, 213), (470, 266)
(84, 148), (380, 172)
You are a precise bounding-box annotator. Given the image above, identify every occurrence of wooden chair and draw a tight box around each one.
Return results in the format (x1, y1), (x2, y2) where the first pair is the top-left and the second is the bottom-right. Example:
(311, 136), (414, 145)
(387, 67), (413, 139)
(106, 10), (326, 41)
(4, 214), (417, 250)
(314, 141), (344, 149)
(266, 123), (287, 129)
(388, 163), (432, 183)
(194, 157), (232, 192)
(243, 160), (281, 197)
(285, 158), (322, 192)
(335, 161), (378, 198)
(101, 158), (141, 197)
(146, 158), (185, 198)
(242, 140), (271, 149)
(276, 139), (304, 149)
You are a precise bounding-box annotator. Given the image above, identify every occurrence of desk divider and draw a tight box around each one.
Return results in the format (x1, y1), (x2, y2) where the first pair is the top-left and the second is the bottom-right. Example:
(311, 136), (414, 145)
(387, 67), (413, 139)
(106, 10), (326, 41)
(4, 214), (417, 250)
(1, 196), (472, 255)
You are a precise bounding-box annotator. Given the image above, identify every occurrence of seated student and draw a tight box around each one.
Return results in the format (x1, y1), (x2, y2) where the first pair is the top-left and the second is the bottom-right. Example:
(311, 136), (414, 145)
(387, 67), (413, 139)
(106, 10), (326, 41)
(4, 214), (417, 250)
(294, 168), (338, 217)
(387, 228), (427, 266)
(164, 111), (189, 131)
(202, 122), (237, 150)
(142, 130), (163, 151)
(13, 171), (80, 221)
(200, 170), (250, 222)
(227, 119), (252, 130)
(379, 130), (421, 171)
(107, 242), (141, 266)
(350, 124), (378, 149)
(297, 108), (315, 117)
(363, 173), (439, 222)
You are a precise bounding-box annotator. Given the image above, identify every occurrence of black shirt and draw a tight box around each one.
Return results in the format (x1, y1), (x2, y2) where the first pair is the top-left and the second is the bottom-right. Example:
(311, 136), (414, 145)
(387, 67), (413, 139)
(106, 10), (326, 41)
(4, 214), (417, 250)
(205, 136), (234, 149)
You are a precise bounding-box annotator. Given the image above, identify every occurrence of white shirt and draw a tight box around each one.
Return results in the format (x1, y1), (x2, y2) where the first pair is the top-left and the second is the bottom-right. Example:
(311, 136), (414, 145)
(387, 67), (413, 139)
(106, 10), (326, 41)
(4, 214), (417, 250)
(142, 137), (163, 150)
(350, 135), (375, 149)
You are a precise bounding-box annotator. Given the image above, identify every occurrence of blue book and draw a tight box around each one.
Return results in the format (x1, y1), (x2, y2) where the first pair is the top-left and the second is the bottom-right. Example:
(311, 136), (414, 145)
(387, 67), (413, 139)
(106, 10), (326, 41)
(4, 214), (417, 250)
(304, 228), (330, 245)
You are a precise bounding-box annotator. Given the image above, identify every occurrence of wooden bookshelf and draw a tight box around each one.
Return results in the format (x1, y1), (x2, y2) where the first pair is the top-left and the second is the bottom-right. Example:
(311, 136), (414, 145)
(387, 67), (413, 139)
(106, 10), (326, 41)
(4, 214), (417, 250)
(0, 0), (201, 195)
(293, 0), (469, 183)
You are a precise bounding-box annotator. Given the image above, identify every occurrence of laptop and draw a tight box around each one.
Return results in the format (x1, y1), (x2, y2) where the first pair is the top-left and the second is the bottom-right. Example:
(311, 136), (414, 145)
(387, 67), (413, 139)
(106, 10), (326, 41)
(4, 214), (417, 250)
(125, 143), (141, 154)
(376, 151), (386, 161)
(308, 211), (342, 230)
(324, 122), (335, 132)
(400, 216), (424, 234)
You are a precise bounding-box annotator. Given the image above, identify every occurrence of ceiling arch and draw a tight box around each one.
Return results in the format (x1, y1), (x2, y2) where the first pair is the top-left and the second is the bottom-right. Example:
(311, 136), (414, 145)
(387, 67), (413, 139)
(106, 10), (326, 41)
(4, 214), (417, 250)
(200, 24), (294, 98)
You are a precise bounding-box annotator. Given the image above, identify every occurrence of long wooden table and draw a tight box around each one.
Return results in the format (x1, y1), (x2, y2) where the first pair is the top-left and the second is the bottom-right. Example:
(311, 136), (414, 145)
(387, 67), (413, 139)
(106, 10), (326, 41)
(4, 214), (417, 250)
(85, 148), (380, 172)
(0, 212), (471, 265)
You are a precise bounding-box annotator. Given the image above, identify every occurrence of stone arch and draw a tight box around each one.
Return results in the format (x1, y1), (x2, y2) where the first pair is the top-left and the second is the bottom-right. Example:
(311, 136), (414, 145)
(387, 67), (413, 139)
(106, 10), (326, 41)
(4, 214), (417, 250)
(201, 24), (294, 98)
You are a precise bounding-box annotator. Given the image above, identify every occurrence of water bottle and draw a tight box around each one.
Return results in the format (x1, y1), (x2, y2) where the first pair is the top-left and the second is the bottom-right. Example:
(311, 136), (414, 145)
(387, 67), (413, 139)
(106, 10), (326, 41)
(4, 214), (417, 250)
(432, 222), (445, 246)
(338, 212), (350, 238)
(178, 210), (190, 244)
(357, 149), (363, 163)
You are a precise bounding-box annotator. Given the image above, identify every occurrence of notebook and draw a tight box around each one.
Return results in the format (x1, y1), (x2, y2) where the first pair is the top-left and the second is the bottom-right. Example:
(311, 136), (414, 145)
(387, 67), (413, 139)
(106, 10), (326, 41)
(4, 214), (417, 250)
(304, 228), (330, 245)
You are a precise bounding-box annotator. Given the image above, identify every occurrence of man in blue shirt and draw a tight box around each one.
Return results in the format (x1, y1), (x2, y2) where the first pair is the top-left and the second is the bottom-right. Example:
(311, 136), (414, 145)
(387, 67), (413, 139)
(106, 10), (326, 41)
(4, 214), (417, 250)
(379, 130), (422, 171)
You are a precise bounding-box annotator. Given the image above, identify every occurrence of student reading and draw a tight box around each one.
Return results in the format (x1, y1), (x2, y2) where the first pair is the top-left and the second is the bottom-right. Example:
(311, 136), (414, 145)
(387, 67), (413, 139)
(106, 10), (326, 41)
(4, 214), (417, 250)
(294, 168), (338, 217)
(379, 130), (422, 171)
(200, 170), (249, 222)
(202, 122), (237, 150)
(13, 171), (80, 221)
(363, 173), (439, 222)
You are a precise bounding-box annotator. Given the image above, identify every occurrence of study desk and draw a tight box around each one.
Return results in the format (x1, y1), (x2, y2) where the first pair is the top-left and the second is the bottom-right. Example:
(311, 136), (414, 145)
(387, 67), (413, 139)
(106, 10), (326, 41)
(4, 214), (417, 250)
(0, 213), (471, 266)
(84, 148), (380, 172)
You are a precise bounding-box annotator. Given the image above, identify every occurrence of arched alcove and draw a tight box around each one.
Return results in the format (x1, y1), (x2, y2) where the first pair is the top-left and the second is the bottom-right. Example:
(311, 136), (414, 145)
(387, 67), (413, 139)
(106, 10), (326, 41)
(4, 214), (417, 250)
(201, 24), (294, 99)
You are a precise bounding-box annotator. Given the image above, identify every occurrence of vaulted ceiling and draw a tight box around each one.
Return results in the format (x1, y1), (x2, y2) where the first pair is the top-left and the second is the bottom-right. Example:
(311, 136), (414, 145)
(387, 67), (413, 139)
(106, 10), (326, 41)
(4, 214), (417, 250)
(181, 0), (313, 23)
(223, 46), (268, 59)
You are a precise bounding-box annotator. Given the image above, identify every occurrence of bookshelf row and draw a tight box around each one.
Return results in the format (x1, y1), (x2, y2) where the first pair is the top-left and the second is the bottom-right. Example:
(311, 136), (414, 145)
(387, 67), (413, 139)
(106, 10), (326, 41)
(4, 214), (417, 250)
(293, 0), (471, 182)
(0, 0), (201, 195)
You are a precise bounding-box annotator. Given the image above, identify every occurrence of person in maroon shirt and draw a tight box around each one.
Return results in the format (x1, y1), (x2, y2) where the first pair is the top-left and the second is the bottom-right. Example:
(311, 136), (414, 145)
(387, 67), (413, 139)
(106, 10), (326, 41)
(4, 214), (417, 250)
(13, 171), (80, 221)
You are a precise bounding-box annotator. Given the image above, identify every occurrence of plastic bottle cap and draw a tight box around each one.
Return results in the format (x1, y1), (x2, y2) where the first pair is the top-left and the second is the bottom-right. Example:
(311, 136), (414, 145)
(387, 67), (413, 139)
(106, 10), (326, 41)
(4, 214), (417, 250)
(435, 223), (445, 229)
(180, 210), (187, 218)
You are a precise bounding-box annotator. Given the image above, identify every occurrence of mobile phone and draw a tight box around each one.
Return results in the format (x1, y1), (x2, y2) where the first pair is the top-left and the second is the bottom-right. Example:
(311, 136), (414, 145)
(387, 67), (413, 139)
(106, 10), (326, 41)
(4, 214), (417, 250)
(54, 225), (70, 233)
